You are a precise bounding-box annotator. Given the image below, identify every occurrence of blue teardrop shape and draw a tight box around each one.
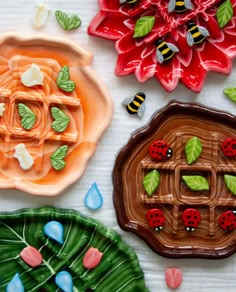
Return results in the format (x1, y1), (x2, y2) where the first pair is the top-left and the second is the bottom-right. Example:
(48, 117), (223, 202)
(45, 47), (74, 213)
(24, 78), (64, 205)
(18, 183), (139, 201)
(84, 182), (103, 210)
(7, 273), (24, 292)
(55, 271), (73, 292)
(44, 221), (64, 245)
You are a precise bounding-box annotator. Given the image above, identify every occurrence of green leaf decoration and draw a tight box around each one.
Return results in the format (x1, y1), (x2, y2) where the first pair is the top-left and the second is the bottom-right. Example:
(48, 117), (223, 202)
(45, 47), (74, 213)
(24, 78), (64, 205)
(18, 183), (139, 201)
(51, 107), (70, 133)
(143, 170), (160, 196)
(182, 175), (210, 191)
(185, 136), (202, 165)
(133, 16), (155, 38)
(216, 0), (233, 28)
(224, 87), (236, 102)
(224, 174), (236, 195)
(0, 207), (148, 291)
(50, 145), (69, 170)
(55, 10), (81, 30)
(57, 66), (76, 93)
(17, 103), (36, 130)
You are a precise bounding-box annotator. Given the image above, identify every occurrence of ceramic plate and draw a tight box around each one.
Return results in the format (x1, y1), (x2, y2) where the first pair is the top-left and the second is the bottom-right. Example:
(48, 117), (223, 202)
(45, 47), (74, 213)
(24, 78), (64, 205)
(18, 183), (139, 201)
(0, 206), (147, 291)
(0, 35), (113, 196)
(89, 0), (236, 92)
(113, 101), (236, 258)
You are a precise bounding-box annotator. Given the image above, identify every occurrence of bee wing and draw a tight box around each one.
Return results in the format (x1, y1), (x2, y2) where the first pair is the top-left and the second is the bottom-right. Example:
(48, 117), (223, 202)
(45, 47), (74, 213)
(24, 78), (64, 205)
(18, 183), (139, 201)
(121, 96), (134, 105)
(167, 43), (179, 52)
(156, 49), (164, 64)
(119, 0), (126, 3)
(184, 0), (193, 9)
(198, 26), (210, 37)
(186, 32), (194, 47)
(167, 0), (176, 13)
(137, 103), (145, 118)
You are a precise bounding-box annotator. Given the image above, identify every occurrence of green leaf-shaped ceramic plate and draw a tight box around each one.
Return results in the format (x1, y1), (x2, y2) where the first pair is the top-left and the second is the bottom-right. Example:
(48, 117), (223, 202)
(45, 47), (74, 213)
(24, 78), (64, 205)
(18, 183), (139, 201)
(0, 207), (148, 291)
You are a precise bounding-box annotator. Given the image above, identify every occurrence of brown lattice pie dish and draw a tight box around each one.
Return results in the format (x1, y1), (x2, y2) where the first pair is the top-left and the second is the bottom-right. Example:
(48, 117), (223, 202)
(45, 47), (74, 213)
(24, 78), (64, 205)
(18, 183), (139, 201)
(113, 101), (236, 259)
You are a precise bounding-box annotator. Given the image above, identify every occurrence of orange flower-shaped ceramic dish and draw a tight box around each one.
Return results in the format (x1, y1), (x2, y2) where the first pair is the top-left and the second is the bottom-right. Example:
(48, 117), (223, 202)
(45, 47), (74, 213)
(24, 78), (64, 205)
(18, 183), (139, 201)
(0, 35), (113, 196)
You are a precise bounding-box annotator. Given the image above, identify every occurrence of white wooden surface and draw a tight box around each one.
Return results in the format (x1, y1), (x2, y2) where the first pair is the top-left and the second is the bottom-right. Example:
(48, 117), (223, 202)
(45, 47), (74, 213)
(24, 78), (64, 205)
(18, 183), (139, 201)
(1, 0), (236, 291)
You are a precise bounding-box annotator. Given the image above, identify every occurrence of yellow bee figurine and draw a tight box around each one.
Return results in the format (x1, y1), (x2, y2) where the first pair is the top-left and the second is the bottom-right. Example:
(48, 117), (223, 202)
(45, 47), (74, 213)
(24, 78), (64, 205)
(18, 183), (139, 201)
(186, 22), (210, 47)
(168, 0), (193, 13)
(120, 0), (139, 5)
(122, 92), (146, 118)
(155, 40), (179, 64)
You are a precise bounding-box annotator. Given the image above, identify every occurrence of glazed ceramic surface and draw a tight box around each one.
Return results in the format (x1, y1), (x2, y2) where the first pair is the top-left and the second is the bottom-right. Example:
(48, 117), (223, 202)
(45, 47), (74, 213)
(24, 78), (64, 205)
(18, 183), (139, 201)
(1, 1), (236, 291)
(89, 0), (236, 92)
(0, 35), (113, 196)
(113, 101), (236, 258)
(0, 206), (147, 291)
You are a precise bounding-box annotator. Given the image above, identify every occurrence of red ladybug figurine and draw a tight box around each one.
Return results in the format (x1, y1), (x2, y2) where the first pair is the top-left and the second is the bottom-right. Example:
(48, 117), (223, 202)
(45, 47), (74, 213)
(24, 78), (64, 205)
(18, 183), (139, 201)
(182, 208), (201, 232)
(219, 210), (236, 231)
(146, 208), (165, 231)
(149, 140), (172, 161)
(221, 138), (236, 157)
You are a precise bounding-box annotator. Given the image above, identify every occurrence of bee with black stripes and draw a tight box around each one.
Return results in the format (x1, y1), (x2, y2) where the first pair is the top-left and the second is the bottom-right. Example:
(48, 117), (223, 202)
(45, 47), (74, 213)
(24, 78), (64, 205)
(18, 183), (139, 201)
(119, 0), (139, 5)
(155, 40), (179, 64)
(122, 92), (146, 118)
(168, 0), (193, 13)
(186, 22), (210, 47)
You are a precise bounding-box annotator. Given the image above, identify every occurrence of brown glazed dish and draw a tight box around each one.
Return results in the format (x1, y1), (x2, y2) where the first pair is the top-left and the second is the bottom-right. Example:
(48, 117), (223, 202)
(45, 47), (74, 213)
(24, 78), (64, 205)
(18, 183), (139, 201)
(113, 101), (236, 259)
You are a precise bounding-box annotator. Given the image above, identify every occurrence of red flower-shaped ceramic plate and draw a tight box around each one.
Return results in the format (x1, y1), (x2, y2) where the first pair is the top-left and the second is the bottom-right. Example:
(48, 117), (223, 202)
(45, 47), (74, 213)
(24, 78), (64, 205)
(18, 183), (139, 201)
(89, 0), (236, 92)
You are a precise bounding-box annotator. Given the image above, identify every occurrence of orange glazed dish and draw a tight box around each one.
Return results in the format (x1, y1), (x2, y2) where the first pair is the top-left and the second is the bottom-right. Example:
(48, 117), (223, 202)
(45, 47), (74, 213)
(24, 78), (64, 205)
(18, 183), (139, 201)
(0, 35), (113, 196)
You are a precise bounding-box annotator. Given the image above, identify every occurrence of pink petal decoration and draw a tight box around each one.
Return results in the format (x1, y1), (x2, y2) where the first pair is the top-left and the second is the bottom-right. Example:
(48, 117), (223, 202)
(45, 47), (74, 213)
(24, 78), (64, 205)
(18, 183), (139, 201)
(20, 246), (43, 267)
(165, 267), (183, 289)
(83, 247), (103, 269)
(88, 0), (236, 92)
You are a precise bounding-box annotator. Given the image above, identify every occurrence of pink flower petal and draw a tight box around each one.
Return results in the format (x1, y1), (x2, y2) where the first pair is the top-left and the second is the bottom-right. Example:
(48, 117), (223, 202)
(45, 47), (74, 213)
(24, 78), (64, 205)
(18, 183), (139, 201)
(165, 267), (183, 289)
(135, 51), (156, 82)
(98, 0), (120, 12)
(83, 247), (103, 269)
(115, 45), (144, 76)
(213, 28), (236, 58)
(154, 57), (181, 92)
(205, 14), (224, 41)
(116, 31), (137, 54)
(200, 41), (231, 73)
(181, 50), (207, 92)
(20, 246), (43, 268)
(88, 12), (130, 40)
(120, 0), (152, 17)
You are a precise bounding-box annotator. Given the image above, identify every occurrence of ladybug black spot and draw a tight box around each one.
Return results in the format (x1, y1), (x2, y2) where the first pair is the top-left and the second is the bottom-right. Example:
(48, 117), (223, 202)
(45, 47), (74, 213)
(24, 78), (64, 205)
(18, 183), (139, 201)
(150, 215), (153, 218)
(187, 215), (191, 219)
(155, 214), (159, 217)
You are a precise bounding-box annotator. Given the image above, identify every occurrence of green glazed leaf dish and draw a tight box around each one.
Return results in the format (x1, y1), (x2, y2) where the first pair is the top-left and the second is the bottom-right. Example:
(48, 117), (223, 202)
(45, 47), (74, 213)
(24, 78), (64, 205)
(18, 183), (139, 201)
(0, 207), (148, 292)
